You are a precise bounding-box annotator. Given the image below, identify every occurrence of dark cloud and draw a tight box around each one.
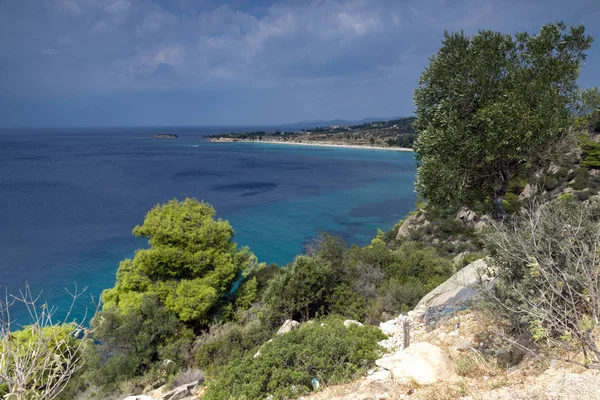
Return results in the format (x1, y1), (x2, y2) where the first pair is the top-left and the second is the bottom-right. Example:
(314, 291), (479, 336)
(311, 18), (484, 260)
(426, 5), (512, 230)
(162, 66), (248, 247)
(0, 0), (599, 126)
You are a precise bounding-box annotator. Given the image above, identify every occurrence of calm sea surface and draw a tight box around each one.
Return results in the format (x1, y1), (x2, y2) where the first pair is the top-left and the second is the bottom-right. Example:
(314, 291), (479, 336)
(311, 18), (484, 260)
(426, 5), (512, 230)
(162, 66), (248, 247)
(0, 127), (416, 322)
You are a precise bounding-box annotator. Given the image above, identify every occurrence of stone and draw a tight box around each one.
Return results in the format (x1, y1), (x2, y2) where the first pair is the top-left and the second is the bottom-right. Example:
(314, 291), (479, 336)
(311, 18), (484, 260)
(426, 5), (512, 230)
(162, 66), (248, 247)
(415, 259), (490, 311)
(519, 184), (537, 200)
(396, 214), (418, 240)
(376, 342), (457, 385)
(344, 319), (364, 328)
(455, 338), (472, 351)
(123, 396), (154, 400)
(456, 208), (477, 224)
(452, 252), (468, 267)
(277, 319), (300, 335)
(367, 370), (391, 382)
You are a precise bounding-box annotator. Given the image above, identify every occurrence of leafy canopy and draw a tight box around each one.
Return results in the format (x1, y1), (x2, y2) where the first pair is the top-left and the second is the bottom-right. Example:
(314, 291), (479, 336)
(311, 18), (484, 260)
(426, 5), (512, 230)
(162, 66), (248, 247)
(102, 198), (256, 326)
(414, 22), (593, 219)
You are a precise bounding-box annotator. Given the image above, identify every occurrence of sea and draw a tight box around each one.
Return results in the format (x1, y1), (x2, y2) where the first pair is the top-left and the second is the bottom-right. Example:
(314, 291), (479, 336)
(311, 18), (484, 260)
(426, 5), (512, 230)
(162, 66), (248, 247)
(0, 127), (416, 323)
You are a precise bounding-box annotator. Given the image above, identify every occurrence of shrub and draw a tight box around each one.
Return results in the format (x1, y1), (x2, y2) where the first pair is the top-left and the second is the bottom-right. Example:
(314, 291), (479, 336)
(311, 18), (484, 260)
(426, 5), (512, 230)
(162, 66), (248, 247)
(327, 284), (366, 321)
(0, 285), (90, 400)
(262, 256), (340, 323)
(483, 196), (600, 367)
(502, 192), (521, 214)
(203, 317), (385, 400)
(571, 168), (590, 190)
(581, 138), (600, 169)
(167, 368), (205, 389)
(194, 319), (273, 375)
(543, 175), (559, 191)
(85, 295), (192, 391)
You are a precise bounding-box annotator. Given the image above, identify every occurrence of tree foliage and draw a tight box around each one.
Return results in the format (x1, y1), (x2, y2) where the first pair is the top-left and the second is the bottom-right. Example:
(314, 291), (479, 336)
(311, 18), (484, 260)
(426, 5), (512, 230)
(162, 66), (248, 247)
(414, 22), (593, 219)
(101, 198), (256, 327)
(483, 196), (600, 366)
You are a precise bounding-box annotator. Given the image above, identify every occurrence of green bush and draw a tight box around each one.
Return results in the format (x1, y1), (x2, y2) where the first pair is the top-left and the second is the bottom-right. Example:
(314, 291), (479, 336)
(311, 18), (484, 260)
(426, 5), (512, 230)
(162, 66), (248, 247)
(194, 319), (273, 375)
(262, 256), (339, 323)
(543, 175), (559, 191)
(203, 317), (385, 400)
(502, 192), (521, 214)
(581, 138), (600, 169)
(327, 284), (366, 320)
(84, 295), (192, 391)
(571, 168), (590, 191)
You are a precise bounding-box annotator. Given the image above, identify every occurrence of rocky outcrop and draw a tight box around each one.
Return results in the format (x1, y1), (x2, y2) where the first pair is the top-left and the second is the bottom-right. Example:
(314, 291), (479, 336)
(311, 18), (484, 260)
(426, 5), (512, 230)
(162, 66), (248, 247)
(395, 214), (418, 240)
(415, 259), (491, 313)
(277, 319), (300, 335)
(375, 342), (457, 385)
(153, 134), (178, 139)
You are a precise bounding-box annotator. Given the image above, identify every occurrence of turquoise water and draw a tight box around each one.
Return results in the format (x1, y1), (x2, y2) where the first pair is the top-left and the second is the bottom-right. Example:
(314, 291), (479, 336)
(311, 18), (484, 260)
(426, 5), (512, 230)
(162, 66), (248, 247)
(0, 129), (416, 322)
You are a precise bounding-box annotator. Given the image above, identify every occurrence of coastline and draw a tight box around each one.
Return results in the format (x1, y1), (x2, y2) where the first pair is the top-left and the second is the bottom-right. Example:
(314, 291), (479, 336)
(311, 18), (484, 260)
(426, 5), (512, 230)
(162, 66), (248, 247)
(212, 139), (414, 152)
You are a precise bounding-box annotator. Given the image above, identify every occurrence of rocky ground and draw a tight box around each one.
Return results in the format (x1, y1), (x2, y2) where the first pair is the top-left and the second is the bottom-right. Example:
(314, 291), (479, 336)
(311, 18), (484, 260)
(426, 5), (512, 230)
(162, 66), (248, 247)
(124, 259), (600, 400)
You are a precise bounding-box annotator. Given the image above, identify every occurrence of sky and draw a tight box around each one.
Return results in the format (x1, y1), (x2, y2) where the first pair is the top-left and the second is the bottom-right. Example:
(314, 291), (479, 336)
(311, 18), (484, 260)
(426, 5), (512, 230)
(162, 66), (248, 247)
(0, 0), (599, 127)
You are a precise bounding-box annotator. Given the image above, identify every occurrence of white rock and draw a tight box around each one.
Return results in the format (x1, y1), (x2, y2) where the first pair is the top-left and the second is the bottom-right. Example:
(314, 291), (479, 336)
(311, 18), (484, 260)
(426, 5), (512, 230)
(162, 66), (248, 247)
(344, 319), (364, 328)
(277, 319), (300, 335)
(123, 396), (154, 400)
(415, 259), (489, 310)
(366, 370), (391, 383)
(396, 215), (418, 239)
(376, 342), (457, 386)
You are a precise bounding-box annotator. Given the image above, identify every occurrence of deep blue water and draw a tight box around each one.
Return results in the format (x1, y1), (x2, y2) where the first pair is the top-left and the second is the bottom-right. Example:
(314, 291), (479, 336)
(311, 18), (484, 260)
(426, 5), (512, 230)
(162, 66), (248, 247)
(0, 127), (416, 323)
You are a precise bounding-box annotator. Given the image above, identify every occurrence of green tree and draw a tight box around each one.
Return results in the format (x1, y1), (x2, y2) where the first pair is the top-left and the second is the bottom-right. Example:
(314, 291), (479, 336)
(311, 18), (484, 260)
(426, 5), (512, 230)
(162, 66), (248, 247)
(102, 198), (256, 327)
(414, 22), (593, 220)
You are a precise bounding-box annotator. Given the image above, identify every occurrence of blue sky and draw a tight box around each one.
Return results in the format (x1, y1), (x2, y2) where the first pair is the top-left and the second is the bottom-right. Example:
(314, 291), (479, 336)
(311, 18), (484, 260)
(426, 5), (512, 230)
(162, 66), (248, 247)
(1, 0), (599, 127)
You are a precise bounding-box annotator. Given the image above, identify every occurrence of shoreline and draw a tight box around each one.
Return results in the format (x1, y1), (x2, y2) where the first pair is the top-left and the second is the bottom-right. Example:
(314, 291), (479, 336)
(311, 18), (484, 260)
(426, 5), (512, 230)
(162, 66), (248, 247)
(212, 139), (414, 152)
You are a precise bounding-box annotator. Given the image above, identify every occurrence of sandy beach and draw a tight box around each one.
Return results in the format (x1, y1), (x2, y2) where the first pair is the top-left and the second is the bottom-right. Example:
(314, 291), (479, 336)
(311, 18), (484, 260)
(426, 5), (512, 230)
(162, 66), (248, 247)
(213, 139), (414, 152)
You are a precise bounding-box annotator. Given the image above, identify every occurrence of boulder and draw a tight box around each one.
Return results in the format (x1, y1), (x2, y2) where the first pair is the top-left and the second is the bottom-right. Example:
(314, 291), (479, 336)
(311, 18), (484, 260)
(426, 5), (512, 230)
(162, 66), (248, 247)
(277, 319), (300, 335)
(376, 342), (457, 385)
(456, 208), (477, 224)
(415, 259), (489, 311)
(159, 382), (198, 400)
(519, 184), (537, 200)
(344, 319), (364, 328)
(123, 396), (154, 400)
(396, 214), (418, 240)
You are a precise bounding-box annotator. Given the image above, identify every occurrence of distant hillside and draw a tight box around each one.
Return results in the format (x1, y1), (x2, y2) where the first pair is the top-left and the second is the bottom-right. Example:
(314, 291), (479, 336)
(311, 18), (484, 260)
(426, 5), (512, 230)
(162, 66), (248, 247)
(280, 117), (402, 130)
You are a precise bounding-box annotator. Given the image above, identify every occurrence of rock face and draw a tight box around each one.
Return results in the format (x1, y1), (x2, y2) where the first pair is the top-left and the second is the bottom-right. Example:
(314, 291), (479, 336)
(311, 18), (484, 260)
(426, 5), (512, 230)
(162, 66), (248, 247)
(375, 342), (457, 385)
(396, 214), (418, 240)
(415, 259), (489, 312)
(277, 319), (300, 335)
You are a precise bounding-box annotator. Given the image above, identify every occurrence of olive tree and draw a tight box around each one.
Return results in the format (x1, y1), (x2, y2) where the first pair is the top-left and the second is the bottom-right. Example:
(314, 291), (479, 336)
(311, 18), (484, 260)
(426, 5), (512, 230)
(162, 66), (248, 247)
(414, 22), (593, 220)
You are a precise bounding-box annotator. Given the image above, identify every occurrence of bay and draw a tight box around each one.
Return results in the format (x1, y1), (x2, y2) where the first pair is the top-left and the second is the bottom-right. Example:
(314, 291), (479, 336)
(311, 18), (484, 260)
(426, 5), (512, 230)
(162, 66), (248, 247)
(0, 127), (416, 322)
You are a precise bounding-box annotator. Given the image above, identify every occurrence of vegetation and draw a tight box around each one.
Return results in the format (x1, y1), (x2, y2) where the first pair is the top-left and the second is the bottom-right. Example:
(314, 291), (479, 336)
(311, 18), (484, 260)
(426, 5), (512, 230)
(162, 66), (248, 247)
(202, 317), (385, 400)
(101, 198), (257, 328)
(483, 197), (600, 367)
(414, 22), (593, 220)
(0, 285), (90, 400)
(6, 20), (600, 400)
(209, 117), (418, 148)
